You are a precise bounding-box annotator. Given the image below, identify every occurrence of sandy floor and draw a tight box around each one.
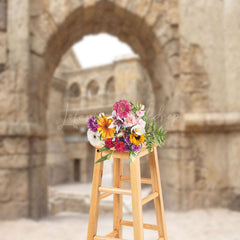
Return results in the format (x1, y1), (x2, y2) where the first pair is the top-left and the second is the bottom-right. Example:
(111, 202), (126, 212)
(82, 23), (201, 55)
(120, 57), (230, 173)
(0, 208), (239, 240)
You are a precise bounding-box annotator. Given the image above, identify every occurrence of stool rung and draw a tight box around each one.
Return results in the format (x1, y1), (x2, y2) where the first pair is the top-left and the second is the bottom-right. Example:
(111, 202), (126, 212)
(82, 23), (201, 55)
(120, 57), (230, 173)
(99, 186), (132, 195)
(120, 220), (159, 231)
(94, 236), (126, 240)
(142, 192), (159, 205)
(120, 176), (152, 184)
(99, 192), (112, 200)
(105, 230), (117, 237)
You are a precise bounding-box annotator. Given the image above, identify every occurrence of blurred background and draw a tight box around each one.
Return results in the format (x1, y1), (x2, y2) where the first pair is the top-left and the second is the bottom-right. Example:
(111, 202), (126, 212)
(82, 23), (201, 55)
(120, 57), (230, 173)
(0, 0), (239, 239)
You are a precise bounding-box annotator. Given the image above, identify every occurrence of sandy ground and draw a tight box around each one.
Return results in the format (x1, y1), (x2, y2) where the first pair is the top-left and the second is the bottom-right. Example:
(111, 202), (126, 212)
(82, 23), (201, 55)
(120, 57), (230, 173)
(0, 208), (239, 240)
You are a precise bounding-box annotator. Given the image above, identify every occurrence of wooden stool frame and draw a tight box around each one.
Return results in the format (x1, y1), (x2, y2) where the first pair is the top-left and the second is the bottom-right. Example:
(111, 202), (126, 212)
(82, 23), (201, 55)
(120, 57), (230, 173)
(87, 145), (168, 240)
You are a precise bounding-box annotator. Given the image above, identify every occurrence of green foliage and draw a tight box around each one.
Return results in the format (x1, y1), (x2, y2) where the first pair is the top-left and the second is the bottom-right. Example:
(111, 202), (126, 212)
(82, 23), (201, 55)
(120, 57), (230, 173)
(129, 150), (139, 163)
(98, 145), (110, 152)
(95, 152), (113, 163)
(144, 113), (167, 154)
(130, 101), (140, 115)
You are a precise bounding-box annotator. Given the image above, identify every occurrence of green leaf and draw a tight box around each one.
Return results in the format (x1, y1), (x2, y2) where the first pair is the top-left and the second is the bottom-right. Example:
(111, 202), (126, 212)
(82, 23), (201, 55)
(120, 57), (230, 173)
(154, 122), (157, 132)
(129, 150), (138, 163)
(95, 152), (113, 163)
(98, 145), (110, 152)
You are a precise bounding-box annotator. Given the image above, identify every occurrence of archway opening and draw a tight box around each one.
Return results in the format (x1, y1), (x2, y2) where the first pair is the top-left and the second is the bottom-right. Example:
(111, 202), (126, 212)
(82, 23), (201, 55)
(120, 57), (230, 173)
(73, 159), (81, 182)
(46, 31), (157, 215)
(30, 0), (176, 219)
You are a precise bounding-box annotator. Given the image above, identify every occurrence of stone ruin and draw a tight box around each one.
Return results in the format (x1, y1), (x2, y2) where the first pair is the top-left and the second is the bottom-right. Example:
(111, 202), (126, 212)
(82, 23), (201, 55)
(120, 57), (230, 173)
(0, 0), (239, 219)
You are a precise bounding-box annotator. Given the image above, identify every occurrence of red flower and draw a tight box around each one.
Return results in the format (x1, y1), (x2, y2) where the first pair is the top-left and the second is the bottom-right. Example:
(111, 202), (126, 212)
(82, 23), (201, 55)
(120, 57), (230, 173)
(115, 141), (125, 152)
(105, 138), (115, 148)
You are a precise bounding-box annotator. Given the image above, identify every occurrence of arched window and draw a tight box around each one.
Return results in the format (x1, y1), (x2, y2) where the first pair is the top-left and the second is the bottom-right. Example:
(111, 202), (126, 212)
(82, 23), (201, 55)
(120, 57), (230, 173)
(68, 82), (80, 98)
(105, 76), (115, 94)
(87, 80), (99, 97)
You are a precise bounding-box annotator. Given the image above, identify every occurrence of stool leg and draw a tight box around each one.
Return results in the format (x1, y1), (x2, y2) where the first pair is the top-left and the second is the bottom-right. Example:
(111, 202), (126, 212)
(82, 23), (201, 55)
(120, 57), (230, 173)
(130, 156), (144, 240)
(149, 147), (168, 240)
(87, 150), (104, 240)
(113, 158), (123, 238)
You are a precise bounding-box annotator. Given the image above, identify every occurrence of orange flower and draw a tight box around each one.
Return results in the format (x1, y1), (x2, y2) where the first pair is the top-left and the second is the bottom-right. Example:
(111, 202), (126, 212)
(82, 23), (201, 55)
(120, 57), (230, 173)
(97, 115), (115, 139)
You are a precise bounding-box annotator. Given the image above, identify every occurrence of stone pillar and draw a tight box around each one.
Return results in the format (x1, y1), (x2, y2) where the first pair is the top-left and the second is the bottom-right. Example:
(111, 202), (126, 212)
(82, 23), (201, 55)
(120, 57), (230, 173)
(224, 0), (240, 209)
(0, 0), (48, 219)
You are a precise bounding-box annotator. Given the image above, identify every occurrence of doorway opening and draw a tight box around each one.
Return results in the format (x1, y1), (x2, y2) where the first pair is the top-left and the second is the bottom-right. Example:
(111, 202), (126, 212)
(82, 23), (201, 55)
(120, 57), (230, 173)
(73, 158), (81, 182)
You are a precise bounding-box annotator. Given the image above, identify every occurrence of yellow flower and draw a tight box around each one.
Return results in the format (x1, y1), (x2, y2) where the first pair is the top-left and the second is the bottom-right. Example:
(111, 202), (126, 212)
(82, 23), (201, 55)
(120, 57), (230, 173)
(130, 132), (146, 145)
(97, 115), (115, 139)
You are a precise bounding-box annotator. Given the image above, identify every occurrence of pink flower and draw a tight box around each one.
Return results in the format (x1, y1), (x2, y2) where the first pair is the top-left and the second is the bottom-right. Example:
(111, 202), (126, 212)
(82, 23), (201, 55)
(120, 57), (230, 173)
(125, 113), (137, 127)
(136, 110), (145, 117)
(113, 100), (132, 119)
(138, 118), (146, 128)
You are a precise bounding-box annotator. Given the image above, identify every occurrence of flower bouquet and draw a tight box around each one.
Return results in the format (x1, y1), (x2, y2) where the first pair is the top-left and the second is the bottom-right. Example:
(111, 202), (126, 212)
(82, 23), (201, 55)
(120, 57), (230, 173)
(87, 100), (167, 163)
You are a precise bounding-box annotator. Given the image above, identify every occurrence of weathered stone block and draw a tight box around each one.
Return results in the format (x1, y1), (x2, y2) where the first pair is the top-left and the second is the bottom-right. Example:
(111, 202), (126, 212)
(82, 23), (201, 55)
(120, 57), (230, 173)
(30, 0), (45, 17)
(162, 185), (181, 210)
(167, 3), (179, 26)
(168, 56), (180, 77)
(227, 133), (240, 190)
(0, 32), (6, 64)
(0, 71), (16, 121)
(164, 39), (179, 57)
(29, 165), (48, 219)
(0, 0), (7, 30)
(154, 18), (174, 46)
(180, 74), (209, 93)
(11, 170), (29, 201)
(145, 1), (165, 27)
(180, 44), (205, 74)
(160, 159), (180, 189)
(0, 170), (10, 202)
(47, 0), (72, 25)
(2, 137), (29, 155)
(0, 155), (28, 169)
(126, 0), (151, 18)
(30, 138), (46, 154)
(164, 133), (191, 148)
(181, 160), (195, 190)
(50, 199), (64, 215)
(0, 201), (28, 219)
(30, 13), (57, 55)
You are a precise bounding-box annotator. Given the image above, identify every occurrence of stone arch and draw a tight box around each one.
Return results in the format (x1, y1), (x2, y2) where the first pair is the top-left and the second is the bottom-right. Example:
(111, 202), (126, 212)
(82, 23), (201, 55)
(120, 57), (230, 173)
(105, 76), (115, 94)
(86, 79), (99, 97)
(28, 0), (181, 218)
(68, 82), (81, 98)
(30, 0), (180, 123)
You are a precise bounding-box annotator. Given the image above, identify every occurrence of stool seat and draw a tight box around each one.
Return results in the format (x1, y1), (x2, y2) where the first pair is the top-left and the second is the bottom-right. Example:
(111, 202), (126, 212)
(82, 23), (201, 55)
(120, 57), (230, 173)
(87, 145), (168, 240)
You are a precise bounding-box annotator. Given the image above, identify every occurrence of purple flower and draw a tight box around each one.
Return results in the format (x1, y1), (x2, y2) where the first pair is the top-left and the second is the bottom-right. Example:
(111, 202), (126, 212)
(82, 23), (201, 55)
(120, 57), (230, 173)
(132, 144), (141, 153)
(124, 145), (130, 152)
(125, 135), (131, 146)
(88, 115), (98, 132)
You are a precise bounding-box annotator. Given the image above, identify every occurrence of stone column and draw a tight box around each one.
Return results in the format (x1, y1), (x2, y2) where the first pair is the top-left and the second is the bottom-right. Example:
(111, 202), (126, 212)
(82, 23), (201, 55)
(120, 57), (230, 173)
(0, 0), (48, 219)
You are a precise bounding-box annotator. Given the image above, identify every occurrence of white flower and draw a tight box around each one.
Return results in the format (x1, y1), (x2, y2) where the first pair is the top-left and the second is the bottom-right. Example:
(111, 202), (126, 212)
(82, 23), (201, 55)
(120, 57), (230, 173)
(99, 112), (105, 118)
(131, 125), (145, 135)
(87, 129), (103, 146)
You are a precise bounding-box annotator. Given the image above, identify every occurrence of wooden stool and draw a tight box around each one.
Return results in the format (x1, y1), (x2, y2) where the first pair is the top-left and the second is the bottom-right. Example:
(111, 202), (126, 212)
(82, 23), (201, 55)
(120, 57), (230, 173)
(87, 145), (168, 240)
